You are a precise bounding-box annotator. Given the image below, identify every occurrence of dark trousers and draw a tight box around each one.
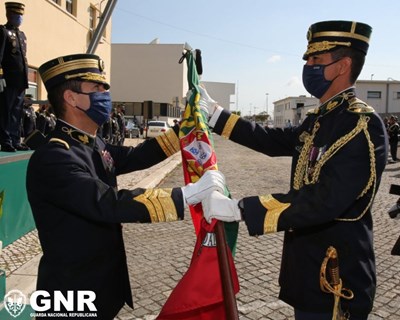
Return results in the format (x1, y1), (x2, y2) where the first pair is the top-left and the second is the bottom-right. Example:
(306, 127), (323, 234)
(0, 86), (25, 147)
(295, 309), (367, 320)
(390, 141), (398, 161)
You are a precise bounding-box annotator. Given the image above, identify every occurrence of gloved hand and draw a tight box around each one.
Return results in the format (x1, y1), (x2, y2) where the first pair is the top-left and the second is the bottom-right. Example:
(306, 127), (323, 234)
(185, 85), (218, 118)
(0, 78), (6, 93)
(202, 191), (242, 223)
(198, 85), (218, 118)
(181, 170), (225, 206)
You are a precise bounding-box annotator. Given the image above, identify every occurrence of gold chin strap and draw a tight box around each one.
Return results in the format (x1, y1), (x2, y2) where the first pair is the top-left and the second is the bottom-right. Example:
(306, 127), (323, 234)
(320, 246), (354, 320)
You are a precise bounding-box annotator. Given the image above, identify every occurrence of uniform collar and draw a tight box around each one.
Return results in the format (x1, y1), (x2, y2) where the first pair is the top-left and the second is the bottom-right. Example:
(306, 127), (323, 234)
(317, 87), (356, 116)
(57, 120), (96, 148)
(5, 22), (18, 30)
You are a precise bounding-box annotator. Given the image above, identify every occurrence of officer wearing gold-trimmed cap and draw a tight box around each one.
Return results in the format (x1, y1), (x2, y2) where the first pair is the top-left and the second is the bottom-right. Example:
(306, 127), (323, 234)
(26, 54), (227, 319)
(197, 21), (388, 320)
(0, 2), (29, 152)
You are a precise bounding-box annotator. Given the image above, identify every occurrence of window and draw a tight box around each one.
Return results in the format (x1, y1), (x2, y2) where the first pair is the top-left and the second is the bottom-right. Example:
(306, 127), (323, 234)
(396, 92), (400, 99)
(28, 68), (38, 99)
(66, 0), (74, 14)
(89, 6), (97, 31)
(367, 91), (382, 99)
(52, 0), (61, 4)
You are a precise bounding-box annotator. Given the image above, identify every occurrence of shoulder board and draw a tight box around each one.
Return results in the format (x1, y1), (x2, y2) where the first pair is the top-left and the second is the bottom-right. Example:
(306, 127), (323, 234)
(347, 98), (375, 114)
(306, 108), (319, 115)
(49, 138), (70, 150)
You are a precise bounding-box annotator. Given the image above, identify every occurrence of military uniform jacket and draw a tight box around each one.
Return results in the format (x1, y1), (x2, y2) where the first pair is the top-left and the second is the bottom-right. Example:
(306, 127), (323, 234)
(0, 22), (28, 88)
(26, 120), (182, 319)
(211, 88), (388, 317)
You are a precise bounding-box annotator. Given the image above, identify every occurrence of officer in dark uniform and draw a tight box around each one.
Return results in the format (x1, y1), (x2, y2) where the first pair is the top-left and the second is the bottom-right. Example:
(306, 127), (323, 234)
(110, 108), (120, 144)
(27, 53), (226, 319)
(0, 2), (29, 152)
(116, 104), (126, 146)
(387, 115), (399, 162)
(21, 93), (36, 138)
(201, 21), (388, 320)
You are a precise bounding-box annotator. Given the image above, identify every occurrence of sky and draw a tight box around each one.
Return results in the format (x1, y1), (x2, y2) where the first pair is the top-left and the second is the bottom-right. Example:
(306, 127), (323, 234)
(111, 0), (400, 116)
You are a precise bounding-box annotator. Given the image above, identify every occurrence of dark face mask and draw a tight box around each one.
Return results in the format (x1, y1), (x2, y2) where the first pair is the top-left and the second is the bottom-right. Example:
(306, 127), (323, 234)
(75, 91), (112, 127)
(8, 14), (23, 27)
(302, 59), (341, 98)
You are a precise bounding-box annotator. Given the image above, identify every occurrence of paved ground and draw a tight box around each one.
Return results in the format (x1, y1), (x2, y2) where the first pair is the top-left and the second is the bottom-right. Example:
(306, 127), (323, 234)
(117, 135), (400, 320)
(1, 135), (400, 319)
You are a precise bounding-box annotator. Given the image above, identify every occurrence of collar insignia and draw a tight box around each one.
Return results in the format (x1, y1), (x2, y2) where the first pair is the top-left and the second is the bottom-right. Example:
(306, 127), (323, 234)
(62, 126), (95, 147)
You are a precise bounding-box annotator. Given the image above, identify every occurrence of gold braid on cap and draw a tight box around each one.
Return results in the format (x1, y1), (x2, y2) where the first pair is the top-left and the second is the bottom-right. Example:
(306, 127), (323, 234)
(305, 41), (351, 56)
(40, 58), (101, 84)
(65, 72), (107, 83)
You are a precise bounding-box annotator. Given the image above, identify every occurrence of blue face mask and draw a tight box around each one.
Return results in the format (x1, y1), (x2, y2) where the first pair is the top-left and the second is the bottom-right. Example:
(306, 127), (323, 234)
(302, 60), (340, 99)
(75, 91), (112, 127)
(9, 14), (23, 27)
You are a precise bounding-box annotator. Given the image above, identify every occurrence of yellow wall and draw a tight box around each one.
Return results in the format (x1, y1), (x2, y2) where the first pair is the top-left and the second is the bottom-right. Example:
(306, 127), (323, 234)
(0, 0), (112, 100)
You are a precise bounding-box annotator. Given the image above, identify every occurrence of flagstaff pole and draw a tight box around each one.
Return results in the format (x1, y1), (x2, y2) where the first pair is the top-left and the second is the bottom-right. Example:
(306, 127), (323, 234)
(215, 221), (239, 319)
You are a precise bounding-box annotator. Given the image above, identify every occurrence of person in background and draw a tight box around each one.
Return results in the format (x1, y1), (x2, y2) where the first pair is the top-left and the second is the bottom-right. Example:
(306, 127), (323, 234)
(116, 104), (126, 146)
(387, 115), (399, 162)
(26, 53), (226, 319)
(201, 20), (387, 320)
(0, 2), (29, 152)
(21, 93), (36, 139)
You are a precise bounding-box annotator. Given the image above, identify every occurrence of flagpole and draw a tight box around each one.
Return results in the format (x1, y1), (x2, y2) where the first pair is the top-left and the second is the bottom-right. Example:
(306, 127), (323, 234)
(215, 221), (239, 319)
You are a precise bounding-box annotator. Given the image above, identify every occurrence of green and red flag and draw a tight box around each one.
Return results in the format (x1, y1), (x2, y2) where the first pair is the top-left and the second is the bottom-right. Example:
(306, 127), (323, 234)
(157, 46), (239, 319)
(177, 46), (239, 253)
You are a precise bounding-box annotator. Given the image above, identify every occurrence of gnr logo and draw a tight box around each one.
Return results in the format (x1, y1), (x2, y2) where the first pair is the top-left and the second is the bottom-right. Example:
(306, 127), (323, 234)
(4, 290), (26, 318)
(31, 290), (97, 312)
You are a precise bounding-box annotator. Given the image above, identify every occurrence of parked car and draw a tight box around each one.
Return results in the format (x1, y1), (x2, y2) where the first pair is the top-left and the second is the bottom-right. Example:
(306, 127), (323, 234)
(125, 121), (140, 138)
(144, 121), (169, 138)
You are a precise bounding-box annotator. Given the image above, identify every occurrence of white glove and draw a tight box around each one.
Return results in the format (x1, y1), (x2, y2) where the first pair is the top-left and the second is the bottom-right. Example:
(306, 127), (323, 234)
(198, 85), (218, 118)
(181, 170), (225, 206)
(0, 78), (6, 93)
(202, 191), (242, 223)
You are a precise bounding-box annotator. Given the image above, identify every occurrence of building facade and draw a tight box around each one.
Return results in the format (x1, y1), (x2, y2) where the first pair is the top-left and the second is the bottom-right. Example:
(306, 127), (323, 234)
(355, 80), (400, 118)
(0, 0), (112, 100)
(273, 96), (319, 128)
(272, 79), (400, 128)
(110, 43), (235, 126)
(201, 81), (235, 111)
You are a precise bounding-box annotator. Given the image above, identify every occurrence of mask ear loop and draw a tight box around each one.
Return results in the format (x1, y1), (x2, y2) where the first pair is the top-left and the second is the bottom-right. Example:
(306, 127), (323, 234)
(72, 91), (92, 112)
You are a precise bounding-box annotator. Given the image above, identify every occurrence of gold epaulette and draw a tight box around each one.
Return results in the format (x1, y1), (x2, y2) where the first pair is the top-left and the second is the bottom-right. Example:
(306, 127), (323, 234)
(306, 108), (319, 115)
(49, 138), (70, 150)
(347, 98), (374, 114)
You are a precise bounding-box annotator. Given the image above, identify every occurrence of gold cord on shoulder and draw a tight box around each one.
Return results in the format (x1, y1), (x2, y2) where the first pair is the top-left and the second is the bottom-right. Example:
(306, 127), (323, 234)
(293, 122), (320, 190)
(294, 114), (377, 222)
